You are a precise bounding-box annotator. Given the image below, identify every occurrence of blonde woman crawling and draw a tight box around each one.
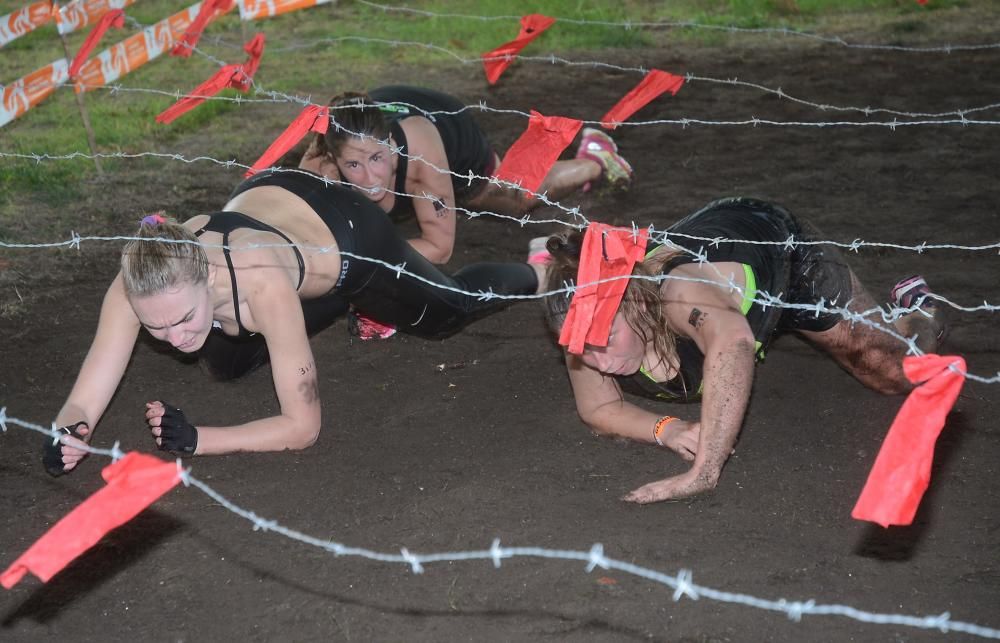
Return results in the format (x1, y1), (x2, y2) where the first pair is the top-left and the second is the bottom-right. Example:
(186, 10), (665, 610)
(45, 169), (544, 475)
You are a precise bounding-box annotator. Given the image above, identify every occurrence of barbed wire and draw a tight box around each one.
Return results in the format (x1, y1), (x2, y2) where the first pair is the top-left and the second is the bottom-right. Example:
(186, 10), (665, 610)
(2, 410), (998, 640)
(87, 72), (1000, 130)
(3, 7), (997, 638)
(356, 0), (1000, 53)
(243, 36), (1000, 124)
(88, 10), (1000, 129)
(2, 154), (998, 257)
(3, 228), (997, 383)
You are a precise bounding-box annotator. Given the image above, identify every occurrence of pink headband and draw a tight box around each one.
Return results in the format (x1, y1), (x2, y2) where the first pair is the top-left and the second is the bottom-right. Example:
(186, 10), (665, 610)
(558, 223), (648, 355)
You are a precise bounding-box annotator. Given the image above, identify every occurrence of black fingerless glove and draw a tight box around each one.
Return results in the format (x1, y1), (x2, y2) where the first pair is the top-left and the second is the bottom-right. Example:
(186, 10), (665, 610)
(42, 421), (88, 478)
(158, 402), (198, 456)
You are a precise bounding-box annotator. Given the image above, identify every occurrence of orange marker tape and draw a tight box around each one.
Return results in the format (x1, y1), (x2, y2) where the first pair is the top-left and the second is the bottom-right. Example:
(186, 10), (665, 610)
(0, 0), (56, 48)
(238, 0), (336, 21)
(72, 0), (234, 93)
(56, 0), (136, 36)
(1, 58), (69, 128)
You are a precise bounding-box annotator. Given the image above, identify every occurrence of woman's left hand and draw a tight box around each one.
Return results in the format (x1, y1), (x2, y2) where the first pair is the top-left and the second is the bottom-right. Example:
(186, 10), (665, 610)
(622, 467), (717, 504)
(145, 401), (198, 455)
(661, 420), (700, 462)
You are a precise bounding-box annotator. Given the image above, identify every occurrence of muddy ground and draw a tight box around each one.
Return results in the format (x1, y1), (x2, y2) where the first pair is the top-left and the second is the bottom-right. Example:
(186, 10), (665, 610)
(1, 7), (998, 642)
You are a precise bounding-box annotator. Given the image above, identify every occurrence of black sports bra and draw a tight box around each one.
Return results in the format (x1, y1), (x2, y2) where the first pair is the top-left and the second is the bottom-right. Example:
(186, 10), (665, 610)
(194, 211), (305, 339)
(388, 120), (409, 217)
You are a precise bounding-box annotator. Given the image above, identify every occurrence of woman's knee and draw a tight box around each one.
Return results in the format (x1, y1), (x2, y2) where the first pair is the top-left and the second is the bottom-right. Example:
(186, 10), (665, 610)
(843, 341), (912, 394)
(462, 183), (531, 217)
(799, 322), (909, 394)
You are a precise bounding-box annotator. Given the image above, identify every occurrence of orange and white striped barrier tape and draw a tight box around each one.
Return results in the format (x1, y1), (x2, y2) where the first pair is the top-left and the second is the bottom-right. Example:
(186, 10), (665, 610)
(56, 0), (136, 36)
(1, 58), (69, 127)
(72, 0), (234, 93)
(238, 0), (335, 21)
(0, 0), (56, 48)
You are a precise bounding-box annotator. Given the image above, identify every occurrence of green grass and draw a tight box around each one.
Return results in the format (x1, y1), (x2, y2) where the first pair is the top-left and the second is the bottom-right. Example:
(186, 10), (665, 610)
(0, 0), (955, 206)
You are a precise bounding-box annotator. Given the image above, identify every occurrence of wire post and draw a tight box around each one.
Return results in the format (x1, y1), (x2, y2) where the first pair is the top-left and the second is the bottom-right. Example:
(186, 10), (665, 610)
(239, 9), (250, 44)
(58, 33), (104, 177)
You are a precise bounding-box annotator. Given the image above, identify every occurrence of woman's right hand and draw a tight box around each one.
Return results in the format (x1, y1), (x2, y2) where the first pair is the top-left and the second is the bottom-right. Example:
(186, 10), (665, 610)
(661, 420), (700, 462)
(42, 422), (91, 476)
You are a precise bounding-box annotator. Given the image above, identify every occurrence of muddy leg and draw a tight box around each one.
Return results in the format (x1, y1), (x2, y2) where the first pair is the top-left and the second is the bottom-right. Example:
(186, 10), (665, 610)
(797, 270), (943, 394)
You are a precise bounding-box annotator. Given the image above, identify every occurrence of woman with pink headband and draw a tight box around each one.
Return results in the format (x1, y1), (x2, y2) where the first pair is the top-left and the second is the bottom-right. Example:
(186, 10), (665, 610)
(542, 198), (946, 504)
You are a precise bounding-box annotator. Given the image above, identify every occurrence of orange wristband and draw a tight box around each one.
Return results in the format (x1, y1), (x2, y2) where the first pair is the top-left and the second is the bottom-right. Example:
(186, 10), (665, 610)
(653, 416), (677, 446)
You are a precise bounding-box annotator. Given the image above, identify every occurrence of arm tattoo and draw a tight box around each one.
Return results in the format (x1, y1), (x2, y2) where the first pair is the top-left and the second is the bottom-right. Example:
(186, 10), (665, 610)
(298, 379), (319, 404)
(433, 198), (447, 217)
(688, 308), (707, 329)
(298, 361), (314, 376)
(424, 192), (448, 217)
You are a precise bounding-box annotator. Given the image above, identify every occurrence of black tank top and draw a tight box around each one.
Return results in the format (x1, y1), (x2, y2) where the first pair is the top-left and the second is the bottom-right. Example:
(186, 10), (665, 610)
(369, 85), (493, 214)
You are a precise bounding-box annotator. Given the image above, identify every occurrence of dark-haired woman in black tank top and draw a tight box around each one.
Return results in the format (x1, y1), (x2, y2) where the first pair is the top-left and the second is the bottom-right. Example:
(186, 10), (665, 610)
(299, 85), (634, 265)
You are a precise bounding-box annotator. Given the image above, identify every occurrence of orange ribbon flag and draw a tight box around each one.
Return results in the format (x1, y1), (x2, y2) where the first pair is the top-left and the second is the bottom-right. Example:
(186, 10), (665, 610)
(172, 0), (234, 57)
(246, 104), (329, 175)
(494, 110), (582, 195)
(481, 14), (556, 85)
(1, 453), (181, 588)
(852, 354), (967, 527)
(232, 32), (265, 90)
(601, 69), (686, 129)
(67, 8), (125, 78)
(558, 223), (648, 355)
(156, 33), (265, 124)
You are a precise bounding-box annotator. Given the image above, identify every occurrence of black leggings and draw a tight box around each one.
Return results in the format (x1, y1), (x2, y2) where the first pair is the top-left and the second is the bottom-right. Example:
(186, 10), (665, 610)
(199, 170), (537, 380)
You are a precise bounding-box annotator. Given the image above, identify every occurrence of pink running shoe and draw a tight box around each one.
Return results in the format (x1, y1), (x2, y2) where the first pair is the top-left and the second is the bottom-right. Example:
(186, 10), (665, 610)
(891, 275), (947, 342)
(527, 236), (552, 265)
(891, 275), (934, 310)
(348, 308), (397, 340)
(575, 127), (634, 190)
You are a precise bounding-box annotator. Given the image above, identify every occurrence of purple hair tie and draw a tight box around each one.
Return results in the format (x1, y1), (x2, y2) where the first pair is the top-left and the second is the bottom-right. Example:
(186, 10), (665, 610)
(140, 213), (166, 226)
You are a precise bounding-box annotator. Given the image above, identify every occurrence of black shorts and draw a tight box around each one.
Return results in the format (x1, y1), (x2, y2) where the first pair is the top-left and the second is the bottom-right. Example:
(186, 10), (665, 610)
(778, 214), (854, 333)
(663, 197), (853, 338)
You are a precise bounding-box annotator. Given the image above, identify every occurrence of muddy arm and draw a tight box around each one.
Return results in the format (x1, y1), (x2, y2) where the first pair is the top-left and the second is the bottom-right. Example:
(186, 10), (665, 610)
(566, 352), (699, 460)
(624, 270), (756, 503)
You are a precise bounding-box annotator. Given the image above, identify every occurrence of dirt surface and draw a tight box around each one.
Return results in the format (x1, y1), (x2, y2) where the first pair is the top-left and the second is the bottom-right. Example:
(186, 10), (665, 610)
(2, 10), (999, 642)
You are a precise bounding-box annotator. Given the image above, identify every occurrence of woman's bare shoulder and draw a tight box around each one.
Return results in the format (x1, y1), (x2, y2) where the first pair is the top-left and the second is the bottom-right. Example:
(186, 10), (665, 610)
(400, 116), (443, 150)
(183, 214), (211, 231)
